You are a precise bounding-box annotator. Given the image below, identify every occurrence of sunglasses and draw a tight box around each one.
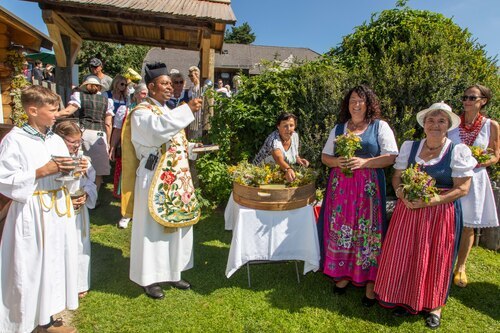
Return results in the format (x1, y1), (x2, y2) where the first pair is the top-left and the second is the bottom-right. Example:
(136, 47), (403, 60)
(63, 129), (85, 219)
(461, 95), (484, 102)
(173, 81), (184, 84)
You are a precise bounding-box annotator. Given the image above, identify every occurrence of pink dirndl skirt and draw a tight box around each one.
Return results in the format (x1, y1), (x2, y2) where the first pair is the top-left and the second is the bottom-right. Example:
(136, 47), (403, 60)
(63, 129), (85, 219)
(322, 167), (384, 285)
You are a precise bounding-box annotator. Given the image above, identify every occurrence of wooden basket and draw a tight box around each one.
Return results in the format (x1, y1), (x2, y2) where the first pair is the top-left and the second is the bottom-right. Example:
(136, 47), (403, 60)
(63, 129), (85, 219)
(233, 182), (315, 211)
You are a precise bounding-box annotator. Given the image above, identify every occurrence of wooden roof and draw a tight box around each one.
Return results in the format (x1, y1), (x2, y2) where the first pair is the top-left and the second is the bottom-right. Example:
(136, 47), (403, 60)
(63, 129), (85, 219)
(25, 0), (236, 50)
(0, 6), (52, 51)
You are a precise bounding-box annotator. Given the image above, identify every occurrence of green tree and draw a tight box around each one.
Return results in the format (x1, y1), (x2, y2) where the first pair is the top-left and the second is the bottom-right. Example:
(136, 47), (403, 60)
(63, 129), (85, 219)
(328, 7), (499, 142)
(76, 41), (150, 82)
(199, 6), (500, 206)
(224, 22), (256, 44)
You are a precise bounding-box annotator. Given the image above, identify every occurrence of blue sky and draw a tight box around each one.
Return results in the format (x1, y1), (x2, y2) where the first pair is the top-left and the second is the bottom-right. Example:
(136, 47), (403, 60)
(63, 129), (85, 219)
(2, 0), (498, 58)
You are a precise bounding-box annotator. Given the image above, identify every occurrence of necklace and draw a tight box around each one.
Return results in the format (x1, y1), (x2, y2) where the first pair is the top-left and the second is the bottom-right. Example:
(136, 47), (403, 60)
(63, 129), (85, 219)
(348, 119), (367, 131)
(459, 113), (484, 146)
(424, 140), (444, 152)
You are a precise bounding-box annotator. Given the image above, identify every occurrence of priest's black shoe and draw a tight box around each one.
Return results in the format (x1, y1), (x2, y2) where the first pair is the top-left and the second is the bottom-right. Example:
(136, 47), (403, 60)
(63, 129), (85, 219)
(169, 279), (191, 290)
(144, 284), (164, 299)
(361, 295), (376, 307)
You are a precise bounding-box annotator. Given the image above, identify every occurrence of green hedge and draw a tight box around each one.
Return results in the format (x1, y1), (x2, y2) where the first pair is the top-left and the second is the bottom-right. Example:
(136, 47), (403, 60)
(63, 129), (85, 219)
(197, 7), (500, 207)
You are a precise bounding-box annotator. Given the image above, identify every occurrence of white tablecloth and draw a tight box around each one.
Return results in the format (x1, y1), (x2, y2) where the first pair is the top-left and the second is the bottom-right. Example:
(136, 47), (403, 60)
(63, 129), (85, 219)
(225, 194), (320, 278)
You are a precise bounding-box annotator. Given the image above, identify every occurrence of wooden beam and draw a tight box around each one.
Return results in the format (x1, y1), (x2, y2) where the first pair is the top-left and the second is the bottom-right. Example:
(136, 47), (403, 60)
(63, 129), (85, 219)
(42, 10), (82, 68)
(200, 30), (212, 79)
(85, 34), (199, 50)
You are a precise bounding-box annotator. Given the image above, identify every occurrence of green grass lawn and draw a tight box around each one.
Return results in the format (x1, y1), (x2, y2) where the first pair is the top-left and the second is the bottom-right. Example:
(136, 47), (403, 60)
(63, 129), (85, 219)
(74, 184), (500, 332)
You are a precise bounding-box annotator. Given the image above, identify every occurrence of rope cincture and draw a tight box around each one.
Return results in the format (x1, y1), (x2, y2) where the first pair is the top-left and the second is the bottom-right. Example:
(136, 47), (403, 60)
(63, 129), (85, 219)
(33, 186), (72, 247)
(33, 186), (72, 218)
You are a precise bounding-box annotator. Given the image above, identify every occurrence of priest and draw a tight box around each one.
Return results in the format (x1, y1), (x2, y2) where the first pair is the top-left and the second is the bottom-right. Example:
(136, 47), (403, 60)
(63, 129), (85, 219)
(121, 63), (202, 299)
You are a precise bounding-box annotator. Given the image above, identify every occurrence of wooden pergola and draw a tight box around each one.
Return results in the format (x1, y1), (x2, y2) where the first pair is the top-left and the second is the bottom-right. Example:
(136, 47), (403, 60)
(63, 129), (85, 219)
(25, 0), (236, 102)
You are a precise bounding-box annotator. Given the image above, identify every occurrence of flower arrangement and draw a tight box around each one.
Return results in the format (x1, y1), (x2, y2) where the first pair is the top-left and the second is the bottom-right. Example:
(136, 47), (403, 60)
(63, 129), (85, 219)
(469, 145), (493, 165)
(228, 161), (316, 188)
(400, 164), (439, 203)
(335, 130), (362, 177)
(7, 50), (31, 127)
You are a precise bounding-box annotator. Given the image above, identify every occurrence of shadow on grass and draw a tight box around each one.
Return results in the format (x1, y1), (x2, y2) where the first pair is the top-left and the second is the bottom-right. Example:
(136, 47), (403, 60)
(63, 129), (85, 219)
(89, 242), (143, 299)
(183, 209), (414, 328)
(451, 282), (500, 321)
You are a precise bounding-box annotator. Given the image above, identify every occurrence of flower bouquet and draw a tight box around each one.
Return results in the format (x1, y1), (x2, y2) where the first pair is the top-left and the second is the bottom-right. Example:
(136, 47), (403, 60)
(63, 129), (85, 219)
(228, 161), (316, 188)
(335, 130), (362, 177)
(400, 164), (439, 203)
(468, 145), (493, 165)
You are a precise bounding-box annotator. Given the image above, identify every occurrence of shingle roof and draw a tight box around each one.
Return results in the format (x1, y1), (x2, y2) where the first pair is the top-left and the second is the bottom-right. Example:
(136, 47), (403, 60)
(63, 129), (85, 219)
(145, 44), (321, 75)
(217, 44), (320, 74)
(30, 0), (236, 23)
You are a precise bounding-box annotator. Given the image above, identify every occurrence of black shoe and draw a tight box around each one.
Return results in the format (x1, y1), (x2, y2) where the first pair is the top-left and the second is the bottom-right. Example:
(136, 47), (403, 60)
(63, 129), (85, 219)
(332, 284), (347, 295)
(425, 313), (441, 329)
(143, 284), (164, 299)
(169, 279), (191, 290)
(361, 295), (377, 307)
(393, 307), (410, 317)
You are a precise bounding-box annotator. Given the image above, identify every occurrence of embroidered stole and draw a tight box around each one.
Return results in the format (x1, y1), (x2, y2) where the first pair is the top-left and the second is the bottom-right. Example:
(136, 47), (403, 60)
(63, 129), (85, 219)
(121, 98), (201, 231)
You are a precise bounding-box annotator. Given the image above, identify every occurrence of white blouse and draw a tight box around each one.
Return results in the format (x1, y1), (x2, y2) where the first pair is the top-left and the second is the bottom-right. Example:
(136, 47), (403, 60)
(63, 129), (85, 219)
(322, 120), (399, 156)
(394, 138), (476, 178)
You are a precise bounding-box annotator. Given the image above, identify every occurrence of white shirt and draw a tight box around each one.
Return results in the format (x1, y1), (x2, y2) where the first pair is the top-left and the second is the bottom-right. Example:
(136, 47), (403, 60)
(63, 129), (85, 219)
(322, 120), (399, 156)
(394, 138), (476, 178)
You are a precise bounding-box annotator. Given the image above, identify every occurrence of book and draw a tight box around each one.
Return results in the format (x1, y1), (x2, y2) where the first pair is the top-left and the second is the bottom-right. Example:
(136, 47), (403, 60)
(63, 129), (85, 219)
(192, 144), (219, 153)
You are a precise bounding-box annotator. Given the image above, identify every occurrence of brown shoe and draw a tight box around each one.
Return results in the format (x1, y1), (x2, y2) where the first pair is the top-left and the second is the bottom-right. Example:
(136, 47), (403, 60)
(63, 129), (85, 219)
(35, 324), (77, 333)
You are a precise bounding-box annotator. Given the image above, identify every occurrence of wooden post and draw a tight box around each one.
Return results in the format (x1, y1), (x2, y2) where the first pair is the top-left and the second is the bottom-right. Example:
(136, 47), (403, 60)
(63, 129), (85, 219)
(42, 10), (82, 105)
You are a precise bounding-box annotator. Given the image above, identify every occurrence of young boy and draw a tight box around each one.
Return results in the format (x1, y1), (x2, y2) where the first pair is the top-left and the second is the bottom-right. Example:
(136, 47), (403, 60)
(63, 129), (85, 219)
(0, 86), (79, 333)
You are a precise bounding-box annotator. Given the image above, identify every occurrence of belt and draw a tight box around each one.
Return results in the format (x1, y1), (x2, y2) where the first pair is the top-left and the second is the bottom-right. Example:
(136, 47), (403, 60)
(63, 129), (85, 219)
(33, 186), (72, 218)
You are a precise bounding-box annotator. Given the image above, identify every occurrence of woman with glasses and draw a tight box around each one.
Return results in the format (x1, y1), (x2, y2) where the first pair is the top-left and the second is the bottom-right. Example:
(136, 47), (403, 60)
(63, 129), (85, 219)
(108, 75), (130, 200)
(167, 72), (190, 109)
(320, 85), (398, 307)
(54, 120), (97, 299)
(448, 84), (499, 288)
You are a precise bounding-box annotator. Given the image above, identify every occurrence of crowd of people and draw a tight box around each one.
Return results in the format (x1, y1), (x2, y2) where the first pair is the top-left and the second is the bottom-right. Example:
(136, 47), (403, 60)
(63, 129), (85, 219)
(0, 54), (497, 332)
(254, 84), (498, 329)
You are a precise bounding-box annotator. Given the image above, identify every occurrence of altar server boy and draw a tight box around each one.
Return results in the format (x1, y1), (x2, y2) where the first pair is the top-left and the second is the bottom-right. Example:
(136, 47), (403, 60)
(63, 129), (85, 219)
(0, 85), (79, 333)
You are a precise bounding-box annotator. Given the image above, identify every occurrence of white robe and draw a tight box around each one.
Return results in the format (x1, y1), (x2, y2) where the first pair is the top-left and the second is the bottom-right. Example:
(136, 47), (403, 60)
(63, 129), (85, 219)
(129, 99), (195, 287)
(0, 127), (78, 333)
(66, 158), (97, 293)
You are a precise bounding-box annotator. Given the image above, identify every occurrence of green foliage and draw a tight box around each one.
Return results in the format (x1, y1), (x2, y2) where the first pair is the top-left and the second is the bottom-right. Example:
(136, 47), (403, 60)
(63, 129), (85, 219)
(199, 6), (500, 205)
(328, 7), (499, 133)
(224, 22), (256, 44)
(196, 155), (232, 207)
(76, 41), (150, 82)
(202, 57), (347, 205)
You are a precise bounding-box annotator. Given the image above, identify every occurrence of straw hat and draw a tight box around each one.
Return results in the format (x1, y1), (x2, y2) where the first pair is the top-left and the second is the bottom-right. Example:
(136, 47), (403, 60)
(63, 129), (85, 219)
(416, 102), (460, 131)
(80, 75), (103, 89)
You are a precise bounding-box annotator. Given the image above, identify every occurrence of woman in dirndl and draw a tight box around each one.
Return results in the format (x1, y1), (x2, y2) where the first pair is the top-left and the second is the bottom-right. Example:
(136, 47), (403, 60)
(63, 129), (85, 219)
(374, 102), (476, 329)
(448, 84), (499, 288)
(320, 85), (398, 307)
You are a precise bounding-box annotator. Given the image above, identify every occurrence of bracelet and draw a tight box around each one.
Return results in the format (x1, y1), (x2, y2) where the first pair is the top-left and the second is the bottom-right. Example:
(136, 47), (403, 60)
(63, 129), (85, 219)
(284, 167), (292, 172)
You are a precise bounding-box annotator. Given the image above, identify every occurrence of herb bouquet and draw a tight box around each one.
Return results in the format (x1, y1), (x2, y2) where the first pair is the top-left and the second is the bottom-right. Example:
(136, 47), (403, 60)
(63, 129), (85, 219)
(335, 130), (362, 177)
(469, 146), (493, 165)
(228, 161), (316, 188)
(400, 164), (439, 203)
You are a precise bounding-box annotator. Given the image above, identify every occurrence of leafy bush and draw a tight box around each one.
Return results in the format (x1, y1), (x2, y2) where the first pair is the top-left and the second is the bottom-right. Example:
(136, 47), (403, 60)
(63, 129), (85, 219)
(198, 6), (500, 207)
